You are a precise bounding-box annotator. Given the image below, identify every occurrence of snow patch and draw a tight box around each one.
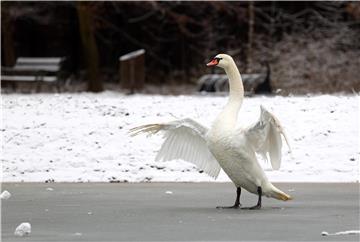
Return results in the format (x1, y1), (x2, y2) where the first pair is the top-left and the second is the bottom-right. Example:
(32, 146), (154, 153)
(119, 49), (145, 61)
(322, 230), (360, 236)
(0, 190), (11, 200)
(14, 222), (31, 237)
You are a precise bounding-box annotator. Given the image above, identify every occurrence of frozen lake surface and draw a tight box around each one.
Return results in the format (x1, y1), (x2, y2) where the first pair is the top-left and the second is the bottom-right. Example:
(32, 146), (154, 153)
(1, 183), (359, 241)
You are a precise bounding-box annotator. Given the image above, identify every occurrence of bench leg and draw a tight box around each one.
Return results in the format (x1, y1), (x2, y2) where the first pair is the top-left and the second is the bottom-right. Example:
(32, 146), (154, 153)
(55, 81), (61, 93)
(11, 82), (17, 92)
(36, 81), (42, 93)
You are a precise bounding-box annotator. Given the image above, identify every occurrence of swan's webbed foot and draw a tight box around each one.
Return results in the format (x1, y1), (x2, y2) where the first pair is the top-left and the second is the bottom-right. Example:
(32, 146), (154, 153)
(216, 204), (241, 209)
(242, 186), (262, 210)
(217, 187), (241, 209)
(249, 204), (261, 210)
(241, 204), (261, 210)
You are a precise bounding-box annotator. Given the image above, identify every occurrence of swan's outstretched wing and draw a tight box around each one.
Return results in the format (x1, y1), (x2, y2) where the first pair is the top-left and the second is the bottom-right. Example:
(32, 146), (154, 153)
(245, 106), (291, 170)
(129, 118), (221, 178)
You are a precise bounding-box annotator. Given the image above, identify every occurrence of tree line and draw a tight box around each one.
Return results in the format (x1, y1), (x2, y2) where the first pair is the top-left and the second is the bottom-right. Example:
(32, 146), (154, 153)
(2, 1), (359, 93)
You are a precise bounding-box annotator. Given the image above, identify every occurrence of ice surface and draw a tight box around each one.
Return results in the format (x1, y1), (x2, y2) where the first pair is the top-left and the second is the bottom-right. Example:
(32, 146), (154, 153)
(14, 222), (31, 237)
(165, 191), (173, 194)
(0, 190), (12, 199)
(2, 92), (359, 182)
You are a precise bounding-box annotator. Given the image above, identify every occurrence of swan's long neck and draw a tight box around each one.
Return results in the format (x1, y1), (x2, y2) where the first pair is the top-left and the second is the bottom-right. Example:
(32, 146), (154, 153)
(213, 61), (244, 131)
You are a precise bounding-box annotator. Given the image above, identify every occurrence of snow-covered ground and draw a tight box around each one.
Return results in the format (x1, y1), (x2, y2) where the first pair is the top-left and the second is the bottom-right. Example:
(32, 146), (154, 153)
(1, 92), (359, 182)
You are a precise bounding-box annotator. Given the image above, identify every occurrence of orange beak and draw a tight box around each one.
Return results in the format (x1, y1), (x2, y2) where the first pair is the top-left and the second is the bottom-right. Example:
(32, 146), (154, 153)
(206, 59), (218, 67)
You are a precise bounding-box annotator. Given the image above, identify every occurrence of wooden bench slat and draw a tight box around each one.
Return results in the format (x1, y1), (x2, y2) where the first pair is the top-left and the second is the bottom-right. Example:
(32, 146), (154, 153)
(12, 65), (61, 72)
(1, 75), (57, 82)
(16, 57), (63, 64)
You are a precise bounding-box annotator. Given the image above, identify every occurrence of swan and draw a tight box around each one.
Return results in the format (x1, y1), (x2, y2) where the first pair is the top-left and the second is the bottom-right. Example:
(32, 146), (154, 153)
(130, 54), (292, 209)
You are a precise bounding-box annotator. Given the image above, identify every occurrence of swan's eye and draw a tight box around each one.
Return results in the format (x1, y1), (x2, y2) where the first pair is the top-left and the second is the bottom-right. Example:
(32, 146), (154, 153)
(215, 57), (222, 62)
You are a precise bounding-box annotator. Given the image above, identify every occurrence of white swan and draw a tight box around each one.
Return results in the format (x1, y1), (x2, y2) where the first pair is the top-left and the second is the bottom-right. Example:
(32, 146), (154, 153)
(130, 54), (292, 209)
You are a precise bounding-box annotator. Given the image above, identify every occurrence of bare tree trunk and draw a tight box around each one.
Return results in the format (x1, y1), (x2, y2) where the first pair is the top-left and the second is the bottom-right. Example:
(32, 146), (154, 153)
(2, 10), (16, 67)
(269, 1), (276, 61)
(246, 1), (254, 73)
(76, 2), (103, 92)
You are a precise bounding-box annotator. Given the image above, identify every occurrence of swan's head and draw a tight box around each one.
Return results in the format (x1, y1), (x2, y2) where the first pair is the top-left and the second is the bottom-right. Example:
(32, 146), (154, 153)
(206, 54), (234, 69)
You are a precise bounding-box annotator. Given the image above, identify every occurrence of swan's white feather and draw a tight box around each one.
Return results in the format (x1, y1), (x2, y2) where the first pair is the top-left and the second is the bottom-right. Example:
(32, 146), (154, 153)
(245, 105), (291, 170)
(130, 118), (221, 179)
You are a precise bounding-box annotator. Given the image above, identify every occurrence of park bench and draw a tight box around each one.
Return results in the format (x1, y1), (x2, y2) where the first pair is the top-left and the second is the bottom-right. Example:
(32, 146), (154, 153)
(1, 57), (65, 92)
(198, 63), (272, 95)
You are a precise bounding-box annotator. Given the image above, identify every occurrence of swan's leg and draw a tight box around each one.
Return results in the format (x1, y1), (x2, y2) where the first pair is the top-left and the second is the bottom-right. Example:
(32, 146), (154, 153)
(216, 187), (241, 209)
(242, 186), (262, 210)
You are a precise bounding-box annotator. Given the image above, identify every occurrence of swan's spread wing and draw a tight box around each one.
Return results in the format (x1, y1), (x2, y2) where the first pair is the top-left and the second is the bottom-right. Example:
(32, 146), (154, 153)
(130, 118), (221, 178)
(245, 106), (291, 170)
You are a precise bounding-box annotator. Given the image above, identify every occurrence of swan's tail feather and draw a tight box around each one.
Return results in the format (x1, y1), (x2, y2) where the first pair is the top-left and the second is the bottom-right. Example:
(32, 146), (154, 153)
(274, 191), (293, 201)
(129, 124), (164, 137)
(269, 184), (293, 201)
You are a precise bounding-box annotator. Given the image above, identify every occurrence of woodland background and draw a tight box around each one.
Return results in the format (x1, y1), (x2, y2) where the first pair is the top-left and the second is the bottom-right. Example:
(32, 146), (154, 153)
(1, 1), (360, 94)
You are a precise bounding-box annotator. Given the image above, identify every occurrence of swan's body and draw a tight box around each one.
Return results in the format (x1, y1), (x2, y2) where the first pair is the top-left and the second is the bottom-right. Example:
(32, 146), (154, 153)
(130, 54), (292, 208)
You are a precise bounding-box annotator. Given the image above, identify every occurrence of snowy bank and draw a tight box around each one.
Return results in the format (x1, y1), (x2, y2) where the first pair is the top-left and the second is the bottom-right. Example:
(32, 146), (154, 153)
(1, 92), (359, 182)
